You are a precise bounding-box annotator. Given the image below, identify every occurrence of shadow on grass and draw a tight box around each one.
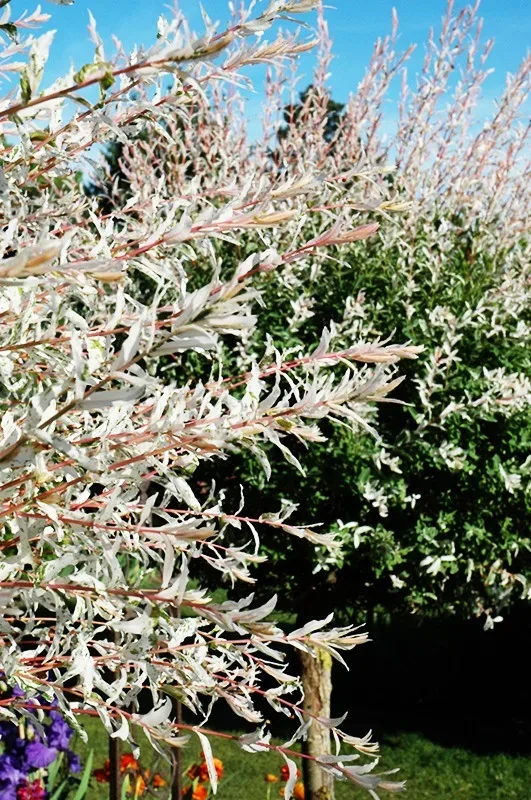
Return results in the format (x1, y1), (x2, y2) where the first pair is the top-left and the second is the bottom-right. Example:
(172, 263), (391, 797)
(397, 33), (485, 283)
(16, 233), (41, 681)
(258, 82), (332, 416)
(330, 607), (531, 757)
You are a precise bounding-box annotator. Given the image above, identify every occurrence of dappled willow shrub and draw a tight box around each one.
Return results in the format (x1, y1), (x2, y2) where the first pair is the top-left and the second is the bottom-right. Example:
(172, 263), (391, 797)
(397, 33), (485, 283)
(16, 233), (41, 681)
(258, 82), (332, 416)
(0, 1), (423, 797)
(109, 1), (531, 629)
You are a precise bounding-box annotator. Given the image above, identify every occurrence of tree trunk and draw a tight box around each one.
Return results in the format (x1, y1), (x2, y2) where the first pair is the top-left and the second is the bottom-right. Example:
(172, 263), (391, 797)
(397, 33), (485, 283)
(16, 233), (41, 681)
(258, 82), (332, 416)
(300, 648), (334, 800)
(109, 731), (121, 800)
(171, 697), (183, 800)
(109, 629), (122, 800)
(170, 600), (183, 800)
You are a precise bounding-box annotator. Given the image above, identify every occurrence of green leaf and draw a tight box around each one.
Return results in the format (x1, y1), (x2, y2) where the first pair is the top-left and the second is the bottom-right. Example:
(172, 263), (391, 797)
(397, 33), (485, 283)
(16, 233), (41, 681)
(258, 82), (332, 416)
(29, 130), (51, 143)
(20, 70), (32, 103)
(49, 779), (69, 800)
(47, 752), (64, 792)
(73, 61), (112, 86)
(121, 774), (131, 800)
(0, 22), (18, 43)
(159, 684), (186, 703)
(99, 70), (115, 92)
(71, 749), (93, 800)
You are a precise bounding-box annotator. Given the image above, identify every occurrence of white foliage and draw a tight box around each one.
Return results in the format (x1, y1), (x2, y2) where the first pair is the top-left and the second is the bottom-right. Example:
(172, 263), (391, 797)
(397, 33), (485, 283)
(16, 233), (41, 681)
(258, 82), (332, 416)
(0, 2), (431, 795)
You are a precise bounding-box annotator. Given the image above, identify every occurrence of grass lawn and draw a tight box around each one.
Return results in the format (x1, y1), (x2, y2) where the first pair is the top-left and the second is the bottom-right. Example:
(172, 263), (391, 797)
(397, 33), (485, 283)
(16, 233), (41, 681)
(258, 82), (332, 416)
(74, 717), (531, 800)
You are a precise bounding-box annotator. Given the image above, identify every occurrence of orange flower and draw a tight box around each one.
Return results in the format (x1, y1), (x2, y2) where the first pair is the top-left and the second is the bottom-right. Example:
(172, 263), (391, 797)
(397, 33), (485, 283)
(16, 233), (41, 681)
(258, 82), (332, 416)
(192, 786), (208, 800)
(93, 767), (110, 783)
(278, 785), (305, 799)
(187, 764), (200, 780)
(121, 753), (139, 773)
(293, 781), (305, 800)
(265, 773), (280, 783)
(92, 753), (164, 796)
(280, 766), (301, 782)
(198, 758), (224, 783)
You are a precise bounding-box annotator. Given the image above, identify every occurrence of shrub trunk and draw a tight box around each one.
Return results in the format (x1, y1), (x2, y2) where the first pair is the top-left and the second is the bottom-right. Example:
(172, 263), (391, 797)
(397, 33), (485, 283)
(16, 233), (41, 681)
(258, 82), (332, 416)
(300, 649), (335, 800)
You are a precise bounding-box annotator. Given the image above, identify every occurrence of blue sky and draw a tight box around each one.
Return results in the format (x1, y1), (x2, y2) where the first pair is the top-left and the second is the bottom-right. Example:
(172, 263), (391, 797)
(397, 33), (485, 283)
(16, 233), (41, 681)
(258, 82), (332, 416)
(38, 0), (530, 135)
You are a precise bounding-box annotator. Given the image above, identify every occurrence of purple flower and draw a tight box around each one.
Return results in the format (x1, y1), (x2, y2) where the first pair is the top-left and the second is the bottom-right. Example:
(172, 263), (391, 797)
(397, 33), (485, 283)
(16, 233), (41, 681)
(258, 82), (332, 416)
(0, 754), (24, 800)
(0, 680), (81, 791)
(66, 751), (82, 774)
(23, 741), (58, 770)
(46, 711), (72, 751)
(0, 721), (20, 747)
(0, 785), (18, 800)
(0, 781), (18, 800)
